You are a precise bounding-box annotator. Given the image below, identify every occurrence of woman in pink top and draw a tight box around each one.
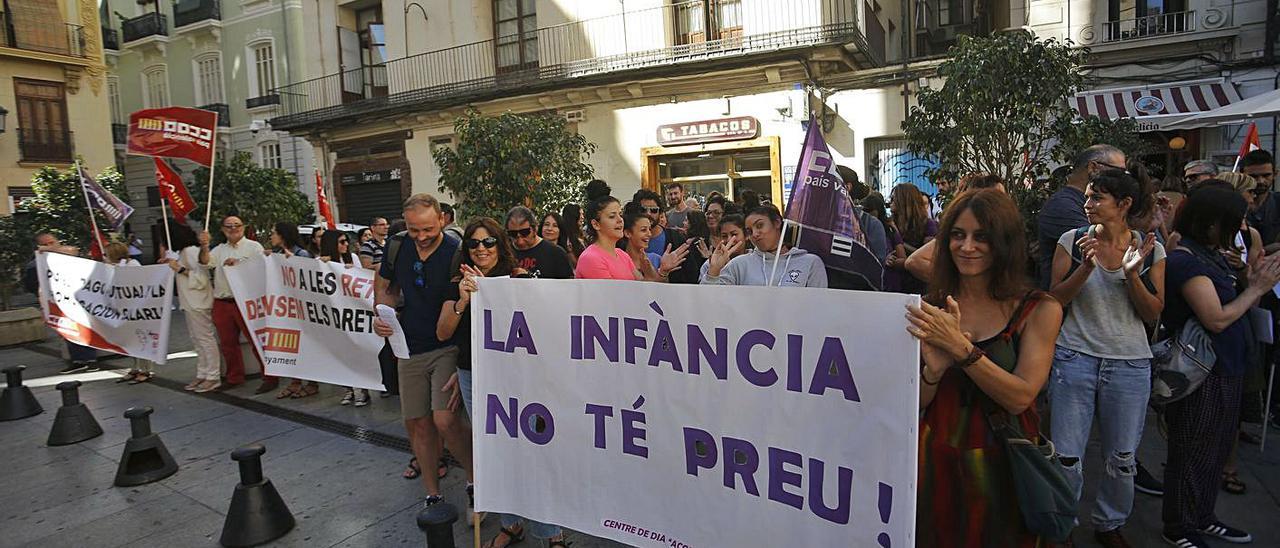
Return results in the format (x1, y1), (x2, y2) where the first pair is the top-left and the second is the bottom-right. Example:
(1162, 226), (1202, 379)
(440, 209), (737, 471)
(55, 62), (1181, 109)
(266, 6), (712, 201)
(575, 196), (687, 280)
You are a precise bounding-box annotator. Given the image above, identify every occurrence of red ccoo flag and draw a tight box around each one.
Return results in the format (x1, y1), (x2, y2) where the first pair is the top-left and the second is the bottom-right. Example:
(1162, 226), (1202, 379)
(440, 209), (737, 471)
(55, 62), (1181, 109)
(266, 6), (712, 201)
(154, 158), (196, 224)
(316, 171), (336, 230)
(127, 107), (219, 167)
(1234, 123), (1262, 172)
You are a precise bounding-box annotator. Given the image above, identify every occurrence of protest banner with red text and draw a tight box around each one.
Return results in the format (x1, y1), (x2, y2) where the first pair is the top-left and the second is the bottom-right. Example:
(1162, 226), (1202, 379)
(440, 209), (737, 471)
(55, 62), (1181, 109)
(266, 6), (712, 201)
(37, 252), (174, 363)
(472, 279), (920, 548)
(127, 107), (218, 166)
(224, 254), (384, 390)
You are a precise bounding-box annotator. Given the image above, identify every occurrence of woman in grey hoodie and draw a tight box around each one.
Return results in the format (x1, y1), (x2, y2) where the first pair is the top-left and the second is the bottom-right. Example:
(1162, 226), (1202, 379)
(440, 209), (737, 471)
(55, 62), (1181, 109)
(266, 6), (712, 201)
(701, 206), (828, 288)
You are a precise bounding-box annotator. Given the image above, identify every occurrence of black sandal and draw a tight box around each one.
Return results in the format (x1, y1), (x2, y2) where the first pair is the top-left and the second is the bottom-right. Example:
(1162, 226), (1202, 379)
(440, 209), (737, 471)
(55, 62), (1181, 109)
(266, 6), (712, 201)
(403, 457), (421, 480)
(484, 525), (524, 548)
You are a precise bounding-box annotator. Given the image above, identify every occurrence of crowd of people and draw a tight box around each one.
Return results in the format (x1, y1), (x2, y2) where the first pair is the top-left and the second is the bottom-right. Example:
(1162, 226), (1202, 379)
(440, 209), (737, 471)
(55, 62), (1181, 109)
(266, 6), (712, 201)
(27, 145), (1280, 548)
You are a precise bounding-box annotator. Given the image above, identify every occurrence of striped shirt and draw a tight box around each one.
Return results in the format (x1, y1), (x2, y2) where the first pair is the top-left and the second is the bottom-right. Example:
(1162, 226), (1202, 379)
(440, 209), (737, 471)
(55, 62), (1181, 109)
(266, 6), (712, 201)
(359, 238), (386, 267)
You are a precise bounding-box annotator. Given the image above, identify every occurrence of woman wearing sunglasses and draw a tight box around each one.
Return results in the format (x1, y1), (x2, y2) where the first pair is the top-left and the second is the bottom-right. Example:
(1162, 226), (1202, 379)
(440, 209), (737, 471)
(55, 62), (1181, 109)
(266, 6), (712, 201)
(320, 230), (370, 406)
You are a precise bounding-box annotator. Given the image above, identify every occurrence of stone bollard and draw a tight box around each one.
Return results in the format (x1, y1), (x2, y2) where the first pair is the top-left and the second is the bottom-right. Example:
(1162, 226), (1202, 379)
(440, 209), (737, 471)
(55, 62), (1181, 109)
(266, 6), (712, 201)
(0, 365), (42, 421)
(47, 380), (103, 445)
(219, 444), (295, 547)
(113, 406), (178, 486)
(416, 501), (459, 548)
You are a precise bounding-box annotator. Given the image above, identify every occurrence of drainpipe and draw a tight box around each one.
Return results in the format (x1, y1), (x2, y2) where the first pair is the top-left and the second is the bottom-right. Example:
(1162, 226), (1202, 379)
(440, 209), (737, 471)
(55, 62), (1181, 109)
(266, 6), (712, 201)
(282, 0), (301, 178)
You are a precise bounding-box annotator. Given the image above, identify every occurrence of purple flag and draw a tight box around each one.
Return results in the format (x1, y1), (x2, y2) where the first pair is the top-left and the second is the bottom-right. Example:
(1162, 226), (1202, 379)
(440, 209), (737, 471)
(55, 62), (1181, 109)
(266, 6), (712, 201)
(79, 165), (134, 231)
(783, 123), (883, 289)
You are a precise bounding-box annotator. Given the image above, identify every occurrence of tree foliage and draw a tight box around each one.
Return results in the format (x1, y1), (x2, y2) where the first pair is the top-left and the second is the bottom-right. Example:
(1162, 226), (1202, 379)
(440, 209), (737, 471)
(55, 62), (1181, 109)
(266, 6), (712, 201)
(187, 152), (314, 238)
(435, 110), (596, 220)
(0, 215), (35, 308)
(24, 164), (129, 249)
(904, 30), (1089, 185)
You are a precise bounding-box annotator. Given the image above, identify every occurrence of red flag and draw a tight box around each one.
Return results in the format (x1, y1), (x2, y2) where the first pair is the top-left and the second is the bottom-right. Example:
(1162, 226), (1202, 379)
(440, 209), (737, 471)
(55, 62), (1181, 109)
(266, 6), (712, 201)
(127, 107), (219, 166)
(87, 223), (108, 261)
(316, 171), (336, 229)
(154, 158), (196, 224)
(1234, 123), (1262, 172)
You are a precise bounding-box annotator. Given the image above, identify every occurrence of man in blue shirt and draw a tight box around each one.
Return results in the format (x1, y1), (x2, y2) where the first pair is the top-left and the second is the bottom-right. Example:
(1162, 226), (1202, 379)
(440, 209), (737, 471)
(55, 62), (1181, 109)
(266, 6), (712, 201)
(374, 194), (473, 513)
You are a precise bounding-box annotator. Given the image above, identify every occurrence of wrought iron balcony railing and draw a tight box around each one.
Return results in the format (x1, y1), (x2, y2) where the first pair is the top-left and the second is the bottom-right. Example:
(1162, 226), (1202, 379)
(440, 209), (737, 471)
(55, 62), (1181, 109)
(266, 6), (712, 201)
(122, 12), (168, 43)
(18, 128), (75, 163)
(0, 11), (88, 57)
(1102, 11), (1196, 43)
(199, 103), (231, 126)
(102, 27), (119, 50)
(174, 0), (221, 29)
(274, 0), (874, 128)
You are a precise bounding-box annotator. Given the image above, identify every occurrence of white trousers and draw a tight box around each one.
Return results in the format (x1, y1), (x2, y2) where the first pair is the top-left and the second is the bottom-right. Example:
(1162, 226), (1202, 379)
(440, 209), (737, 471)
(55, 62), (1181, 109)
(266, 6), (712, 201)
(185, 308), (223, 381)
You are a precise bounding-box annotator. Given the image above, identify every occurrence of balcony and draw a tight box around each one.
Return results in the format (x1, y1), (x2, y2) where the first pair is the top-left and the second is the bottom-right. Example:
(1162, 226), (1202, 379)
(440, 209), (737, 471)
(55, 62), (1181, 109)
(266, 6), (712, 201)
(111, 123), (127, 145)
(246, 94), (281, 109)
(18, 128), (75, 164)
(274, 0), (875, 129)
(1102, 11), (1195, 43)
(174, 0), (221, 29)
(199, 103), (231, 126)
(0, 11), (88, 58)
(122, 13), (168, 43)
(102, 27), (119, 50)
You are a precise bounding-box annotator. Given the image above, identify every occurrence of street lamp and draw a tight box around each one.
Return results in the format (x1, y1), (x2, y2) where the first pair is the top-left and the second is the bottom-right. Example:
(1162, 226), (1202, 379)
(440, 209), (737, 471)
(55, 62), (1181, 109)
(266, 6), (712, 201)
(0, 105), (8, 134)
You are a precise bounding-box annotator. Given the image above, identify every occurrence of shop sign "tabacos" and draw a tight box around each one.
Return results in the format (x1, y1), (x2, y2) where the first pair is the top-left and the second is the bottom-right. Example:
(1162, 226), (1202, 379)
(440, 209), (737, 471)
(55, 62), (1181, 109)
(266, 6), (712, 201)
(657, 116), (760, 146)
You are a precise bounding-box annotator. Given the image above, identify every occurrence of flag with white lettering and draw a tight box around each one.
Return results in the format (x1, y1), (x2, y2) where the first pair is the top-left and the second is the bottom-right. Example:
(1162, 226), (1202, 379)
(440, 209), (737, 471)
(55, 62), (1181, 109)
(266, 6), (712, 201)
(154, 158), (196, 224)
(127, 107), (219, 167)
(79, 164), (134, 231)
(783, 123), (883, 289)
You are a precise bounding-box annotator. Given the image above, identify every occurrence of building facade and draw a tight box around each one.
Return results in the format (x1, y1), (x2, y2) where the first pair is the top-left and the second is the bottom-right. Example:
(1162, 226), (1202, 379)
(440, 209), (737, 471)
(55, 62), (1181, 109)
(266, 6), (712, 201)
(0, 0), (113, 214)
(271, 0), (1280, 221)
(104, 0), (314, 255)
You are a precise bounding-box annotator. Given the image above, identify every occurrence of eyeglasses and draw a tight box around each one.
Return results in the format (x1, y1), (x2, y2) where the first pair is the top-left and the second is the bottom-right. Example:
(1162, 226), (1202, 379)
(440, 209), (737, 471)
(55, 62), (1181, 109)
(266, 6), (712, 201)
(642, 206), (662, 214)
(223, 223), (243, 229)
(466, 237), (499, 249)
(506, 227), (533, 238)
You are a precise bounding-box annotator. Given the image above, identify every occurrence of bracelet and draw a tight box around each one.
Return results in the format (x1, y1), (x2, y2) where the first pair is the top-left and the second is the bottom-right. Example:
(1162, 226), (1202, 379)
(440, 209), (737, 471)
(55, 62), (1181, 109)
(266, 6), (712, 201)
(921, 367), (942, 386)
(452, 301), (465, 315)
(956, 345), (986, 369)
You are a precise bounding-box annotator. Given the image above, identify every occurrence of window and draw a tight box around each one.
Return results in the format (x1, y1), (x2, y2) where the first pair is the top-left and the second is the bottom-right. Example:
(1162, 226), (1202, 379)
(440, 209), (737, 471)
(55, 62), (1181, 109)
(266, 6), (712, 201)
(259, 141), (281, 169)
(493, 0), (537, 74)
(107, 77), (123, 125)
(194, 53), (224, 105)
(675, 0), (743, 45)
(143, 65), (169, 108)
(14, 78), (71, 162)
(250, 42), (277, 98)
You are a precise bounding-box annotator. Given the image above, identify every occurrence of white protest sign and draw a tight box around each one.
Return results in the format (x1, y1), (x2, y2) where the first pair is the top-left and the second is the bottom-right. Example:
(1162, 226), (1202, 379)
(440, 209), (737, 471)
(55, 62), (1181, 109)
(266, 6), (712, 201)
(224, 254), (385, 390)
(37, 251), (174, 363)
(472, 279), (920, 548)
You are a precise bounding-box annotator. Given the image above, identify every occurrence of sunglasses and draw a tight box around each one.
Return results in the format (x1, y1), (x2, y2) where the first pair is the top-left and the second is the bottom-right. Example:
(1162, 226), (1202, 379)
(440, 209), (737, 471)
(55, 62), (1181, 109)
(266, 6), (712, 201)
(1250, 187), (1270, 196)
(412, 260), (426, 288)
(338, 239), (349, 244)
(223, 223), (243, 229)
(466, 237), (499, 249)
(507, 227), (533, 238)
(642, 206), (662, 214)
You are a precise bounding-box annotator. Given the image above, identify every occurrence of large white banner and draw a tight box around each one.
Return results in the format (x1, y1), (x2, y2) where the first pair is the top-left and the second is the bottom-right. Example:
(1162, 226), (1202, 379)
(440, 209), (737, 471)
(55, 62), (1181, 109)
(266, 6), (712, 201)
(472, 279), (920, 548)
(37, 251), (174, 363)
(225, 254), (385, 390)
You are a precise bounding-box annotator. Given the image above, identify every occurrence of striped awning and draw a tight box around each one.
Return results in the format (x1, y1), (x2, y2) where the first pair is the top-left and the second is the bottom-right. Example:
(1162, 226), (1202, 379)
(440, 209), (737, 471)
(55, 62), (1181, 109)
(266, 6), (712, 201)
(1072, 78), (1242, 130)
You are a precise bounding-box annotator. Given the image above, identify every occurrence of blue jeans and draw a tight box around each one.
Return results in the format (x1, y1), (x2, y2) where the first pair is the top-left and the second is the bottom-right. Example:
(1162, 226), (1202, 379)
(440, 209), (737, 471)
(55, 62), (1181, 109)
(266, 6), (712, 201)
(460, 369), (563, 539)
(1049, 346), (1151, 531)
(67, 341), (96, 362)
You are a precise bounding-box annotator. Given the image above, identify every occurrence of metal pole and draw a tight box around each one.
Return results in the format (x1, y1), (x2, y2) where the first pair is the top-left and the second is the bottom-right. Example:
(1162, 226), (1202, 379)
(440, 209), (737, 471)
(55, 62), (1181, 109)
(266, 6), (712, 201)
(203, 110), (219, 232)
(77, 161), (104, 249)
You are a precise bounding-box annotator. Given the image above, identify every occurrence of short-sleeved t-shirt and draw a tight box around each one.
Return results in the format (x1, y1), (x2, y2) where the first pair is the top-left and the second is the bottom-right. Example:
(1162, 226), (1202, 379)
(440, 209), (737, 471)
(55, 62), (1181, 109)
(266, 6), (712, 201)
(359, 238), (385, 266)
(666, 208), (689, 230)
(1162, 248), (1250, 376)
(1056, 229), (1165, 359)
(514, 239), (574, 279)
(575, 244), (637, 280)
(379, 236), (459, 355)
(1037, 186), (1087, 289)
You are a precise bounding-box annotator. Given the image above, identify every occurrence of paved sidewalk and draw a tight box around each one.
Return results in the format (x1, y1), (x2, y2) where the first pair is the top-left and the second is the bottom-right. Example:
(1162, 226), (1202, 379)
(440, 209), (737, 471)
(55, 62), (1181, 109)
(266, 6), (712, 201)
(2, 304), (1279, 546)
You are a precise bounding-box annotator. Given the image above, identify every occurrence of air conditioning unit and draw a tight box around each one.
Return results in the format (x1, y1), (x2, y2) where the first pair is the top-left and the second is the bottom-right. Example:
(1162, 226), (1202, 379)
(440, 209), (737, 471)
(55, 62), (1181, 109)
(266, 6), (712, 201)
(563, 109), (585, 123)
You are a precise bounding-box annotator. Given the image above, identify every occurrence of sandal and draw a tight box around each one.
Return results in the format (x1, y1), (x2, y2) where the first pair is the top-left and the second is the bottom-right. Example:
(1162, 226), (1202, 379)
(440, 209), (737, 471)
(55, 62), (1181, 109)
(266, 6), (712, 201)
(403, 457), (421, 480)
(128, 372), (154, 384)
(1222, 470), (1246, 494)
(548, 539), (570, 548)
(483, 525), (525, 548)
(277, 382), (302, 399)
(437, 457), (449, 480)
(116, 370), (140, 383)
(292, 383), (320, 398)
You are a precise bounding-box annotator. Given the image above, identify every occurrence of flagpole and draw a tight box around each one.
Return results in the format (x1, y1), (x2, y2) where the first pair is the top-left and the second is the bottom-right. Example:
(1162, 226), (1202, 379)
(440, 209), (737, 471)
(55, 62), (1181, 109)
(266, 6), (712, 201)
(202, 110), (219, 232)
(159, 191), (173, 254)
(77, 161), (104, 251)
(769, 219), (790, 287)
